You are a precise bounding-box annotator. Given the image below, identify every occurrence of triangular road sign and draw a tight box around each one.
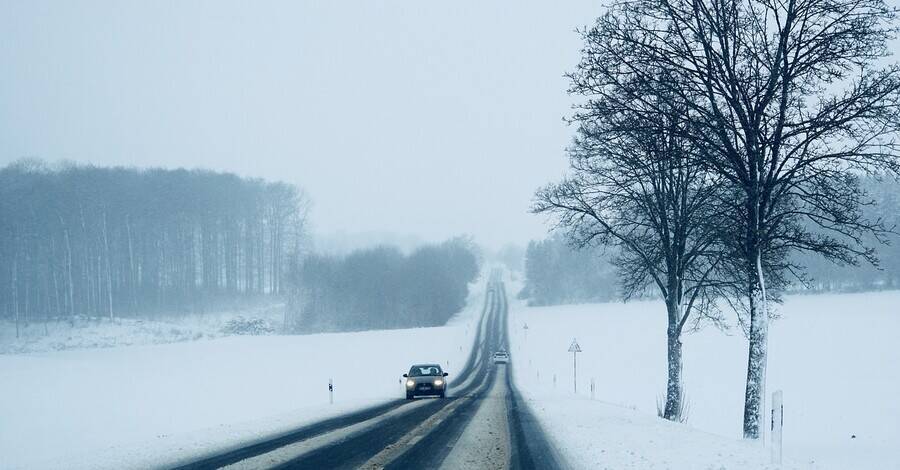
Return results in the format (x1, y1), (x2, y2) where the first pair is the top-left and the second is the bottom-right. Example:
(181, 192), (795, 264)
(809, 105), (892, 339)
(568, 338), (582, 353)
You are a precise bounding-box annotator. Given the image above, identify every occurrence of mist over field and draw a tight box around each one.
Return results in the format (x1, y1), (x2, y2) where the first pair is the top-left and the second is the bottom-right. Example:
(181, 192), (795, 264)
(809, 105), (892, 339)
(2, 1), (900, 469)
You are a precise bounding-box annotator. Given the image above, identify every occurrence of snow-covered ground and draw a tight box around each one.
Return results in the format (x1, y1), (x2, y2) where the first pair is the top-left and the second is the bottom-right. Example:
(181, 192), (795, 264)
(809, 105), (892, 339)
(0, 290), (485, 469)
(0, 302), (284, 354)
(508, 290), (900, 469)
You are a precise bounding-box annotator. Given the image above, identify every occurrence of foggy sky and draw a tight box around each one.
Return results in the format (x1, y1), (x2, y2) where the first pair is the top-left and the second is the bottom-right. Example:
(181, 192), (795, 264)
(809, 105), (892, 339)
(0, 1), (601, 249)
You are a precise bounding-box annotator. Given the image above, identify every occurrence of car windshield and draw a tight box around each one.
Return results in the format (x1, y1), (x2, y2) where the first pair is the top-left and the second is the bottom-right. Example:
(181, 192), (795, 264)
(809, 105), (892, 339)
(409, 365), (442, 377)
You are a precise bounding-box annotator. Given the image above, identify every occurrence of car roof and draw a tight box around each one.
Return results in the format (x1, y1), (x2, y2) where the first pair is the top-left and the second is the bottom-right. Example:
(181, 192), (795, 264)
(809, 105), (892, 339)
(410, 364), (442, 369)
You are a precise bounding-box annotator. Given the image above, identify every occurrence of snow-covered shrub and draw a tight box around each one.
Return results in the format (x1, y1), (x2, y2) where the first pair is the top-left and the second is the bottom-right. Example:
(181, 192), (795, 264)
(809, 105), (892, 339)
(220, 316), (276, 336)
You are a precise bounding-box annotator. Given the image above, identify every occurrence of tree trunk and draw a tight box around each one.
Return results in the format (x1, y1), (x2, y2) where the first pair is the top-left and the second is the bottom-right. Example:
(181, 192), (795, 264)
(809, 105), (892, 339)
(664, 319), (684, 421)
(62, 223), (74, 319)
(103, 212), (114, 320)
(13, 254), (19, 339)
(126, 215), (137, 313)
(742, 250), (769, 439)
(96, 248), (102, 318)
(52, 267), (61, 324)
(23, 253), (30, 327)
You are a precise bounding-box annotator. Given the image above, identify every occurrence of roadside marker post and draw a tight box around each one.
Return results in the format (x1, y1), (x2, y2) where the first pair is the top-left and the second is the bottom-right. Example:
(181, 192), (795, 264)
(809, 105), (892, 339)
(771, 390), (783, 464)
(590, 378), (595, 400)
(329, 378), (334, 405)
(568, 338), (582, 394)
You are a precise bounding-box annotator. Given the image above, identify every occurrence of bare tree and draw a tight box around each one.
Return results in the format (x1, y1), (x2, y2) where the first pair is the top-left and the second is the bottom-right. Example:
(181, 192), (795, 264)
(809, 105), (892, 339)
(577, 0), (900, 437)
(535, 93), (727, 421)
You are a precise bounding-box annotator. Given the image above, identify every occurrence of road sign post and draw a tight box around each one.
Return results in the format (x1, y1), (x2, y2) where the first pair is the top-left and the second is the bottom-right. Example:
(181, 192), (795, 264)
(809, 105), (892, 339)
(568, 338), (582, 394)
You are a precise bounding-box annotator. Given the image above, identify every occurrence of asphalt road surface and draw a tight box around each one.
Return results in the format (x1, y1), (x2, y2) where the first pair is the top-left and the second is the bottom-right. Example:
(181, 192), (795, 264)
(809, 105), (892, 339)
(173, 270), (563, 470)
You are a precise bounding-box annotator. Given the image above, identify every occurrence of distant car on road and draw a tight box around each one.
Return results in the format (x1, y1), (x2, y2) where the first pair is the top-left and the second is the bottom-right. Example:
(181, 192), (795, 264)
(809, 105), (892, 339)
(493, 349), (509, 364)
(404, 364), (449, 399)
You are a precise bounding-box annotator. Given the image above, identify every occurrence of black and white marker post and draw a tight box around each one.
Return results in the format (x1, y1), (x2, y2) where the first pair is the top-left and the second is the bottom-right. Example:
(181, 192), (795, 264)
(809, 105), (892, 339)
(771, 390), (783, 464)
(568, 338), (581, 394)
(328, 378), (334, 405)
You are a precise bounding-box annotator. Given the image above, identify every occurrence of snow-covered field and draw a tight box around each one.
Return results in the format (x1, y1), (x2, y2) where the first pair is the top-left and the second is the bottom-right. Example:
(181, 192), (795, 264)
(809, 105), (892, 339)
(0, 302), (285, 354)
(508, 290), (900, 469)
(0, 290), (484, 469)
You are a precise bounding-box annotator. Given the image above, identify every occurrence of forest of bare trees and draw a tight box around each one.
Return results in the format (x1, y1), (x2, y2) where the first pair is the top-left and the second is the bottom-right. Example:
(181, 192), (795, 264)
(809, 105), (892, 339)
(285, 238), (481, 332)
(518, 236), (617, 306)
(525, 177), (900, 305)
(0, 160), (309, 337)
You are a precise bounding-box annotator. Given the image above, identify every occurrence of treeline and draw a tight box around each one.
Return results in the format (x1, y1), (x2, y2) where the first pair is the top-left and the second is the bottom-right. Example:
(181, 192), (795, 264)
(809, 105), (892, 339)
(522, 178), (900, 306)
(286, 238), (480, 332)
(0, 160), (309, 335)
(519, 236), (617, 306)
(793, 178), (900, 292)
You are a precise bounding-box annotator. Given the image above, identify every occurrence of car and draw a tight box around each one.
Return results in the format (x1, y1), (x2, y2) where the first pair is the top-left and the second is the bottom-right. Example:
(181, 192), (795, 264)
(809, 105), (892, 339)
(493, 349), (509, 364)
(403, 364), (449, 399)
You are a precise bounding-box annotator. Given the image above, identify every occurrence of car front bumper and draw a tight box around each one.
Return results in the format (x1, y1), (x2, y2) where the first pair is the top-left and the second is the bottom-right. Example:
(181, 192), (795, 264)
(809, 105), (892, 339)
(407, 382), (446, 396)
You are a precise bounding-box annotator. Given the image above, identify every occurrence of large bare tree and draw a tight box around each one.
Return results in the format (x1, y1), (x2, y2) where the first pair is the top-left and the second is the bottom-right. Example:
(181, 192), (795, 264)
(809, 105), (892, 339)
(576, 0), (900, 437)
(535, 94), (727, 421)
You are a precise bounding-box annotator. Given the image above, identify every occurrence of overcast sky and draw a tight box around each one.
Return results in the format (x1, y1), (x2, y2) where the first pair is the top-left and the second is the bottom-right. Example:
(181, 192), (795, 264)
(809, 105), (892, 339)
(0, 1), (601, 249)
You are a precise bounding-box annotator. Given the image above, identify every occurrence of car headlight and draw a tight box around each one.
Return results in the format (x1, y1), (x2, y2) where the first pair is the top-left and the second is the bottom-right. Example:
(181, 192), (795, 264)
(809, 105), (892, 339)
(406, 379), (415, 387)
(434, 379), (444, 386)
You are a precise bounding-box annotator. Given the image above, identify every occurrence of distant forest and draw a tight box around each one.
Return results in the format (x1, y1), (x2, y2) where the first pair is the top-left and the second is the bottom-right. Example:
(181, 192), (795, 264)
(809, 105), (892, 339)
(286, 238), (481, 332)
(519, 235), (617, 306)
(792, 178), (900, 292)
(0, 160), (309, 335)
(521, 178), (900, 307)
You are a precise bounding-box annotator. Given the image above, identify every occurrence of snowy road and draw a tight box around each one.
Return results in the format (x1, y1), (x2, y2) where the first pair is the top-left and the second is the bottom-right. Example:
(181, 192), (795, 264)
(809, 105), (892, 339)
(173, 273), (563, 470)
